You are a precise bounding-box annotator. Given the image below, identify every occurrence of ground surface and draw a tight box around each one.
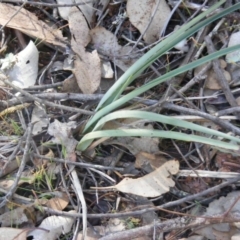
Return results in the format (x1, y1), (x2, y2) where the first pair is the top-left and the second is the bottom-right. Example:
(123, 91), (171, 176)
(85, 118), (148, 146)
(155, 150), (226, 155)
(0, 0), (240, 239)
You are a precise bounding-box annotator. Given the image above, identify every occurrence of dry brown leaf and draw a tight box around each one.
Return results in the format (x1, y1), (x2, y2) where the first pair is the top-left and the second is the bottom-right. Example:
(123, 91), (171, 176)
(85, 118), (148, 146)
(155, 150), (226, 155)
(232, 233), (240, 240)
(62, 75), (81, 93)
(0, 3), (65, 48)
(212, 229), (234, 240)
(3, 41), (39, 88)
(114, 45), (137, 71)
(226, 31), (240, 63)
(69, 7), (91, 47)
(127, 0), (171, 44)
(47, 119), (78, 155)
(31, 105), (49, 136)
(90, 26), (121, 55)
(32, 148), (54, 167)
(46, 197), (68, 210)
(72, 47), (101, 93)
(90, 26), (138, 71)
(95, 160), (179, 197)
(0, 154), (31, 178)
(69, 7), (101, 93)
(135, 151), (168, 172)
(0, 169), (36, 190)
(37, 196), (69, 211)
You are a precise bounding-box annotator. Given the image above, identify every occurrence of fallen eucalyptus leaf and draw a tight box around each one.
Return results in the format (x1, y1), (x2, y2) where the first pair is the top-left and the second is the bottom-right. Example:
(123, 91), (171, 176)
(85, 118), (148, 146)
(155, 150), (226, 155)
(69, 7), (91, 47)
(127, 0), (171, 44)
(90, 27), (138, 71)
(94, 160), (179, 197)
(0, 3), (65, 48)
(69, 7), (101, 93)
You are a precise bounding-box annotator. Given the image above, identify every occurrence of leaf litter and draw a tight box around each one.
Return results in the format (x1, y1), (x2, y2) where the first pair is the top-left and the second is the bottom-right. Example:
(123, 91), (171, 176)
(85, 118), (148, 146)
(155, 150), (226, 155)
(0, 0), (240, 239)
(93, 160), (179, 197)
(0, 3), (66, 48)
(69, 7), (101, 94)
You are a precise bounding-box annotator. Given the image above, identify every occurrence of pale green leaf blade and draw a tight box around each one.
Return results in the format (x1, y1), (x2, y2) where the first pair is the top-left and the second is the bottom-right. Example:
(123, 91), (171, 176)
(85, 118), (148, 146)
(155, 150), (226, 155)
(84, 44), (240, 133)
(77, 129), (239, 151)
(93, 110), (240, 143)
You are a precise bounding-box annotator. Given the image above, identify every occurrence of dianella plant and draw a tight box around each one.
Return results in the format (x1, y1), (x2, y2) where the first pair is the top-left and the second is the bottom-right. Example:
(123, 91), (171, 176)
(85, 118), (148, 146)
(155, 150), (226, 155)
(77, 0), (240, 152)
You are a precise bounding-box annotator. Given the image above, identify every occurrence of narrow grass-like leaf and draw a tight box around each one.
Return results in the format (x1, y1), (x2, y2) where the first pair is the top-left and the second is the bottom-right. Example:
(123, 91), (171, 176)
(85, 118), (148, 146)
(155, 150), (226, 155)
(96, 0), (240, 110)
(96, 0), (224, 108)
(77, 129), (239, 152)
(78, 110), (240, 150)
(78, 0), (240, 153)
(95, 110), (240, 142)
(83, 44), (240, 133)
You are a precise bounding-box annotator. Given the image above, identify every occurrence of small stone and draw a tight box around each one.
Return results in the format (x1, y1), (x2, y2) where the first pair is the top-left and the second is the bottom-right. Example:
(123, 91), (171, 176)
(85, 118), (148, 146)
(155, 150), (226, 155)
(205, 69), (231, 90)
(219, 59), (227, 69)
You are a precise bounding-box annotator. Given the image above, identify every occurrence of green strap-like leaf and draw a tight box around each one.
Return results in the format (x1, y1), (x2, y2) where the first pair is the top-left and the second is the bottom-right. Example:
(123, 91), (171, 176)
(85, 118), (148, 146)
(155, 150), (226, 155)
(84, 44), (240, 133)
(78, 110), (240, 151)
(96, 0), (240, 110)
(77, 129), (239, 152)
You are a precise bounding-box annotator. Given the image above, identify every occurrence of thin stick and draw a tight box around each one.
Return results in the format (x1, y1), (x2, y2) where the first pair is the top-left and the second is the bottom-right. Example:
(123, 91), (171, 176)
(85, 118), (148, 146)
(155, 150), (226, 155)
(205, 36), (240, 119)
(0, 0), (93, 7)
(24, 82), (63, 90)
(0, 124), (32, 209)
(216, 107), (240, 116)
(38, 51), (58, 85)
(41, 174), (240, 219)
(32, 154), (124, 171)
(0, 76), (93, 115)
(71, 170), (87, 239)
(163, 102), (240, 135)
(0, 134), (25, 177)
(170, 62), (212, 99)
